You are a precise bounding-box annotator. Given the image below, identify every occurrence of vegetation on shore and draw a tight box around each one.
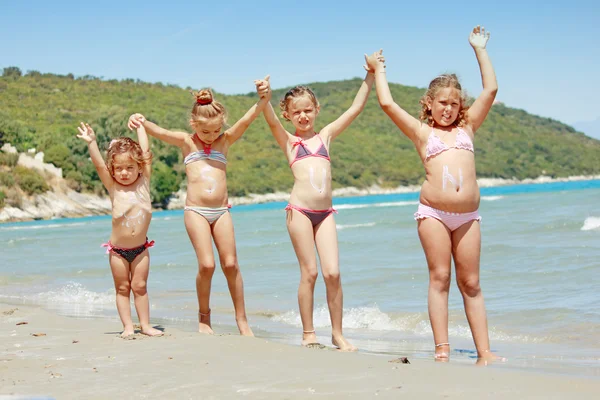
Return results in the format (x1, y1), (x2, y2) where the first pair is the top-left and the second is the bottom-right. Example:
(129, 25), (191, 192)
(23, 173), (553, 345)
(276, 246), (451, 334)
(1, 66), (599, 208)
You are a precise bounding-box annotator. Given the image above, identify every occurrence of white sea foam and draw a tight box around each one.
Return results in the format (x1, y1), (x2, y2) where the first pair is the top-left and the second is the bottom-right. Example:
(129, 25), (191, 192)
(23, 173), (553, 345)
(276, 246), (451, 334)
(33, 282), (113, 305)
(0, 222), (86, 231)
(581, 217), (600, 231)
(335, 201), (418, 210)
(270, 304), (546, 343)
(481, 196), (505, 201)
(336, 222), (376, 230)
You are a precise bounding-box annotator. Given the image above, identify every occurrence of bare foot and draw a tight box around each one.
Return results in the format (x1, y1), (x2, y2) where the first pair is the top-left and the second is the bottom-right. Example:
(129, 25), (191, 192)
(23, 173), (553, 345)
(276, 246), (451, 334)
(434, 343), (450, 362)
(236, 316), (254, 337)
(120, 327), (134, 338)
(198, 310), (214, 334)
(141, 326), (164, 337)
(476, 350), (506, 366)
(332, 334), (357, 352)
(301, 330), (319, 347)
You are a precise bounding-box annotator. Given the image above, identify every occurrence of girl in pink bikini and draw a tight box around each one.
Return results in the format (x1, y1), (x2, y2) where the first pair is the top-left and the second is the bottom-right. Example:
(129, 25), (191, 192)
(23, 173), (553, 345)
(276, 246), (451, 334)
(257, 65), (374, 351)
(366, 26), (503, 362)
(127, 78), (270, 336)
(76, 122), (162, 337)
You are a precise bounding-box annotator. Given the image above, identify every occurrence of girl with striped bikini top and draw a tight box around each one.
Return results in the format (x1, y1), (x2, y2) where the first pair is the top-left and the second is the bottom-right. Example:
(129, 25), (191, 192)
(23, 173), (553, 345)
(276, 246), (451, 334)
(127, 78), (270, 338)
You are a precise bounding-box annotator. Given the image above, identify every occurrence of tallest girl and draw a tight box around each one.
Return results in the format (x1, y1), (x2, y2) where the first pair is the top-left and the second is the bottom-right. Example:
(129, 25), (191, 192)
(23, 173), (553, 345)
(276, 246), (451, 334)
(366, 26), (502, 362)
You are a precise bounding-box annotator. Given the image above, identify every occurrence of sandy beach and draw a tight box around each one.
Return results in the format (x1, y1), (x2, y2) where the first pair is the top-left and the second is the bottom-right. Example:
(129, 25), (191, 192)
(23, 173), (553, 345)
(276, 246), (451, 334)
(1, 304), (598, 399)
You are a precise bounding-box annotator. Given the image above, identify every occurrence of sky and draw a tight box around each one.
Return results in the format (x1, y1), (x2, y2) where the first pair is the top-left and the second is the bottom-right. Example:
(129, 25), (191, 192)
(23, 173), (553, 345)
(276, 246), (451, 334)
(1, 0), (599, 132)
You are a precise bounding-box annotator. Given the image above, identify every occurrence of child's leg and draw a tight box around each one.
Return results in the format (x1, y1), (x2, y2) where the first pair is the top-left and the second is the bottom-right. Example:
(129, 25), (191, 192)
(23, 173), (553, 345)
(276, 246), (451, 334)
(109, 253), (134, 337)
(211, 212), (253, 336)
(417, 218), (453, 359)
(286, 209), (319, 346)
(314, 214), (356, 352)
(184, 210), (217, 334)
(452, 221), (501, 361)
(130, 250), (163, 336)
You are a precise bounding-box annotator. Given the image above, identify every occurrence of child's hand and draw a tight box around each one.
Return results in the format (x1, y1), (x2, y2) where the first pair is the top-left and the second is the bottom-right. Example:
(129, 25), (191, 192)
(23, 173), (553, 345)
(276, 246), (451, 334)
(469, 25), (490, 50)
(76, 122), (96, 143)
(254, 75), (271, 100)
(127, 113), (146, 131)
(364, 49), (385, 73)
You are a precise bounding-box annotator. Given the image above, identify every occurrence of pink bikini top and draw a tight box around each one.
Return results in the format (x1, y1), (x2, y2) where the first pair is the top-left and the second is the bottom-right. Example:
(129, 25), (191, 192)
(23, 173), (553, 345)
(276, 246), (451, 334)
(289, 133), (330, 167)
(425, 128), (474, 161)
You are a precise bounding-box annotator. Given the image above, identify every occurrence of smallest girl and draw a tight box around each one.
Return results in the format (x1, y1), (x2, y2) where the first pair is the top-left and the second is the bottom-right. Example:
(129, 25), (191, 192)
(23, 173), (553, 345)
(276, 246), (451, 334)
(77, 122), (162, 337)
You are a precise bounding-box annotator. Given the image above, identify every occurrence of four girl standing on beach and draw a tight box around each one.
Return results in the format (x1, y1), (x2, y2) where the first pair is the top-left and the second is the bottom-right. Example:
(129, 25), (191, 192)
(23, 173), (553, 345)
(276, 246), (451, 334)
(257, 66), (374, 352)
(365, 25), (502, 361)
(79, 24), (502, 361)
(77, 122), (162, 337)
(127, 78), (270, 336)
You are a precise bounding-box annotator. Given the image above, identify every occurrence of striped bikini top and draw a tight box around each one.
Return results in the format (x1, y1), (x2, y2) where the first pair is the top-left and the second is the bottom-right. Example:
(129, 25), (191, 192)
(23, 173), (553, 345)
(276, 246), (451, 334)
(184, 150), (227, 165)
(425, 128), (474, 161)
(289, 133), (330, 167)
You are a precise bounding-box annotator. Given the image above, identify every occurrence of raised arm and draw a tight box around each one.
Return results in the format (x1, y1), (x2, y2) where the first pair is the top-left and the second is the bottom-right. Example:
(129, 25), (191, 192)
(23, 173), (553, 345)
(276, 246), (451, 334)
(365, 50), (421, 143)
(466, 25), (498, 133)
(261, 78), (292, 151)
(320, 71), (374, 142)
(127, 114), (188, 147)
(135, 124), (152, 179)
(76, 122), (114, 193)
(225, 75), (271, 145)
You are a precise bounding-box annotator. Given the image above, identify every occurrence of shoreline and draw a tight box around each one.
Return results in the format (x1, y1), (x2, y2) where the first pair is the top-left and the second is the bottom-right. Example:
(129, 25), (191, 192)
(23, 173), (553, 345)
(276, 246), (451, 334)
(1, 174), (600, 223)
(1, 302), (599, 399)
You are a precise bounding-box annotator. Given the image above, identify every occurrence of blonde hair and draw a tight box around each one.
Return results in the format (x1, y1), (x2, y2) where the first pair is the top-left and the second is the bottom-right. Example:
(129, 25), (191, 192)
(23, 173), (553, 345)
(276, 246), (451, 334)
(106, 137), (151, 175)
(419, 74), (469, 127)
(279, 86), (319, 121)
(190, 88), (227, 125)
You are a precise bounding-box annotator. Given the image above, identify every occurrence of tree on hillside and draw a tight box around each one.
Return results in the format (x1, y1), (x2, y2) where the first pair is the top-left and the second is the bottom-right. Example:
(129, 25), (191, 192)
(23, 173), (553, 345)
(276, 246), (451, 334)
(2, 67), (22, 78)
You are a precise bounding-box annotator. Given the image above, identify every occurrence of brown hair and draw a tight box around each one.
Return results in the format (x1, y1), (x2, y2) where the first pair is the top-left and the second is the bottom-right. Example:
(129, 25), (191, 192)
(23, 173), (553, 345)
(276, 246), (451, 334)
(105, 137), (151, 175)
(190, 88), (227, 125)
(279, 86), (319, 121)
(419, 74), (469, 127)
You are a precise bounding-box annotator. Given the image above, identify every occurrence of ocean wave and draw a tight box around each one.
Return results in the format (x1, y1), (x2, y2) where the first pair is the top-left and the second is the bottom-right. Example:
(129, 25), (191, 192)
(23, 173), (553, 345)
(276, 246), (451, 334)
(481, 196), (504, 201)
(335, 201), (418, 210)
(336, 222), (376, 230)
(270, 304), (548, 343)
(581, 217), (600, 231)
(0, 222), (87, 231)
(33, 282), (114, 305)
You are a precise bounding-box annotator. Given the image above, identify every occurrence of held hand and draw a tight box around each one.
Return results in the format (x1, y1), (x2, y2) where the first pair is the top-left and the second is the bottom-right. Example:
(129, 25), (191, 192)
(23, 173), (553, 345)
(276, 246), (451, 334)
(127, 113), (146, 131)
(364, 49), (385, 73)
(469, 25), (490, 50)
(76, 122), (96, 143)
(254, 75), (271, 100)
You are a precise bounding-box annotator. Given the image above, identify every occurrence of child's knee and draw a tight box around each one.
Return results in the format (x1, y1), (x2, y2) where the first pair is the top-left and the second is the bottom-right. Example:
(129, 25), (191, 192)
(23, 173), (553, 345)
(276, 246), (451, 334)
(220, 258), (238, 274)
(322, 270), (340, 285)
(430, 271), (451, 291)
(300, 267), (318, 283)
(457, 277), (481, 297)
(131, 280), (147, 296)
(115, 282), (131, 295)
(198, 262), (216, 276)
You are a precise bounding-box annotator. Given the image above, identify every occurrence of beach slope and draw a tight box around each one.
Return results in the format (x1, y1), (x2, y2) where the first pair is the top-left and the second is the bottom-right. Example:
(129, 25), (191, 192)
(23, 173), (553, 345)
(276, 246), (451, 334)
(1, 305), (598, 399)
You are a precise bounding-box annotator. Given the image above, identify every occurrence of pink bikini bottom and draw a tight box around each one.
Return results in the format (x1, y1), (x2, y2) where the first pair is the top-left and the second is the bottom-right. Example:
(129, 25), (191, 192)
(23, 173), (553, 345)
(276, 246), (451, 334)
(414, 203), (481, 232)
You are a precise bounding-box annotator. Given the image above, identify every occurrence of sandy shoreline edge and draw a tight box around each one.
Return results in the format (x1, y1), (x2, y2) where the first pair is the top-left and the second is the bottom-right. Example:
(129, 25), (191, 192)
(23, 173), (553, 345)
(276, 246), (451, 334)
(2, 174), (599, 223)
(1, 303), (598, 399)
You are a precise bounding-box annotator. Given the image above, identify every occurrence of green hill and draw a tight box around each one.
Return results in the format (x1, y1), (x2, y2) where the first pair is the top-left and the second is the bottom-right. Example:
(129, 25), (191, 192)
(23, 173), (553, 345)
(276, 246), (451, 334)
(1, 66), (599, 207)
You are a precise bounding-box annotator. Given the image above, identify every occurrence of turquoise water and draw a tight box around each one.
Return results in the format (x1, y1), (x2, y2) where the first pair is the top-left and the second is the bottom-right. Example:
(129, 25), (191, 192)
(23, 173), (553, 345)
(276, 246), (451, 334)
(1, 180), (599, 377)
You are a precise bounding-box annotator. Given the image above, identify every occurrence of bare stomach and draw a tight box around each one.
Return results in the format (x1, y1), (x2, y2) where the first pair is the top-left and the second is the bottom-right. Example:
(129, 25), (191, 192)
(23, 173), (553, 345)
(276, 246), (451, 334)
(186, 181), (229, 208)
(420, 179), (480, 213)
(110, 217), (152, 248)
(289, 182), (332, 210)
